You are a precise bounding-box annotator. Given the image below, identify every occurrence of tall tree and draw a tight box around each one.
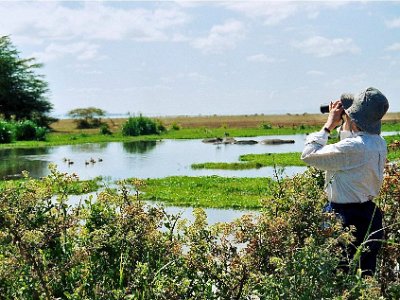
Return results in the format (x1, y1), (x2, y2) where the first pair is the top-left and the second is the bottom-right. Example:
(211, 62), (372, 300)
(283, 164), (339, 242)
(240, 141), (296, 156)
(68, 107), (106, 128)
(0, 36), (53, 124)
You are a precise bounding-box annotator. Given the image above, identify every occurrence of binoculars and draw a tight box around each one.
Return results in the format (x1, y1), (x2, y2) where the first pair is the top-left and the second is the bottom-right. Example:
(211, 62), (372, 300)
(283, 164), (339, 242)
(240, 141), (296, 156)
(320, 105), (330, 114)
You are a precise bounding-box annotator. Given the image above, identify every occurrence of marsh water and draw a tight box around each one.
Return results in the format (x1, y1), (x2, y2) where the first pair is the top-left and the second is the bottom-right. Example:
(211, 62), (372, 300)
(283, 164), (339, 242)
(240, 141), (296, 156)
(5, 132), (397, 222)
(2, 132), (397, 180)
(0, 134), (308, 180)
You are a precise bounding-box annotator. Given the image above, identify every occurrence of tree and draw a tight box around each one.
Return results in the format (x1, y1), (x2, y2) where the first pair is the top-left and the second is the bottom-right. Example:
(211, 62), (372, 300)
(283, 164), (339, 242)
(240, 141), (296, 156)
(0, 36), (53, 125)
(68, 107), (106, 129)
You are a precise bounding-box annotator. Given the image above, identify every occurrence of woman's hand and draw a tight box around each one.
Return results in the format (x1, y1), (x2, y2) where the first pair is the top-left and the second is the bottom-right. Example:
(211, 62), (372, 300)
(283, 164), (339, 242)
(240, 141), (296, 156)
(324, 100), (344, 132)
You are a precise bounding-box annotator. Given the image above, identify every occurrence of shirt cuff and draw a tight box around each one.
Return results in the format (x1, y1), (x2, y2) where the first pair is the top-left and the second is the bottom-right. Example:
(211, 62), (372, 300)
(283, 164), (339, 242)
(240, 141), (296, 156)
(305, 129), (329, 146)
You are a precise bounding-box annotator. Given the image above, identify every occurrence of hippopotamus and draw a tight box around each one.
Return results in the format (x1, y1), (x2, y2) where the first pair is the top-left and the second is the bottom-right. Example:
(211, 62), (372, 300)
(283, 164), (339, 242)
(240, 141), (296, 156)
(260, 139), (295, 145)
(235, 140), (258, 145)
(202, 137), (223, 143)
(222, 137), (237, 144)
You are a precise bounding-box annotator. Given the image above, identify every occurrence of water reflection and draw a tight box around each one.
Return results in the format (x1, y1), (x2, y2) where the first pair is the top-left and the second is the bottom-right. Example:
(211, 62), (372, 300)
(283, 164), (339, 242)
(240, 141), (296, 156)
(0, 147), (51, 179)
(123, 141), (157, 154)
(69, 143), (110, 153)
(0, 147), (50, 157)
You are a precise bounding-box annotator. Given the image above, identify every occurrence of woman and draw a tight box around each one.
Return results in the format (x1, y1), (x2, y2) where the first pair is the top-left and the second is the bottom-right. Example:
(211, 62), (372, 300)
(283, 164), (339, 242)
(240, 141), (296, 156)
(301, 87), (389, 276)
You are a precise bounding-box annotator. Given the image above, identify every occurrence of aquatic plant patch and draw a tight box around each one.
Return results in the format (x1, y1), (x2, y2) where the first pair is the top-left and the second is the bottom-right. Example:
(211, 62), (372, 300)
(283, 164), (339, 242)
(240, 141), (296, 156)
(192, 152), (305, 170)
(139, 176), (276, 209)
(191, 161), (263, 170)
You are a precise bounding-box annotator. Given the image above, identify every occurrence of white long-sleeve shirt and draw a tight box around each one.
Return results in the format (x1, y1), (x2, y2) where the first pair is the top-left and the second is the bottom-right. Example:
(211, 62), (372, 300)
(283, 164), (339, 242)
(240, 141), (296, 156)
(301, 130), (387, 204)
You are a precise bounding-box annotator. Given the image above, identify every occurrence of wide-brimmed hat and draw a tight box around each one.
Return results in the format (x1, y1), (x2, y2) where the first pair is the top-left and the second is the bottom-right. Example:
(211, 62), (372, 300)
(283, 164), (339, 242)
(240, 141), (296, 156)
(340, 87), (389, 134)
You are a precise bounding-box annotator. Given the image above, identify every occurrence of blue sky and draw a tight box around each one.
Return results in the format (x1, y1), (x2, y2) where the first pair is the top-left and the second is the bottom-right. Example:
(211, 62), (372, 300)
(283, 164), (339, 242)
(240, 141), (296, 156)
(1, 1), (400, 116)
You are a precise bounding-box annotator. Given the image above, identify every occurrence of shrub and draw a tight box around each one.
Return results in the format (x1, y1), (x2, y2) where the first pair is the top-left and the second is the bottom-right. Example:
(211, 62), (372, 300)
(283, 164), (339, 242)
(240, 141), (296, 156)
(75, 118), (91, 129)
(14, 120), (37, 140)
(35, 126), (47, 141)
(99, 123), (112, 135)
(14, 120), (47, 141)
(0, 120), (14, 143)
(261, 123), (272, 130)
(0, 165), (398, 298)
(171, 122), (181, 131)
(156, 119), (167, 133)
(122, 115), (162, 136)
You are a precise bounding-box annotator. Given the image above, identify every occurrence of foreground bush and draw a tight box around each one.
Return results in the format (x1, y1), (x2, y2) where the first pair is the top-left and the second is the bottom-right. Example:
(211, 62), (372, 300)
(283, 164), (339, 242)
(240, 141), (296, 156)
(14, 120), (47, 141)
(0, 120), (14, 143)
(0, 119), (47, 143)
(122, 115), (165, 136)
(0, 165), (399, 299)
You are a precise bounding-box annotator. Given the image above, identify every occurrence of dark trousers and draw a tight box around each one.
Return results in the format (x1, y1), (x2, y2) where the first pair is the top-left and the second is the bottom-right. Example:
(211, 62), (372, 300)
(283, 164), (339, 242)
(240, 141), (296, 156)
(323, 201), (384, 276)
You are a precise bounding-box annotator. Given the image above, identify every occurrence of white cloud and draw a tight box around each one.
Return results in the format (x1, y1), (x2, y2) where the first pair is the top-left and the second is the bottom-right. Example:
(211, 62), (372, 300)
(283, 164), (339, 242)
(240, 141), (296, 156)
(307, 70), (325, 76)
(174, 1), (203, 9)
(161, 72), (212, 85)
(32, 42), (104, 63)
(10, 36), (44, 46)
(294, 36), (360, 57)
(115, 85), (172, 93)
(191, 20), (245, 54)
(66, 87), (101, 93)
(0, 2), (189, 43)
(246, 53), (280, 63)
(322, 1), (352, 9)
(380, 55), (399, 66)
(306, 10), (320, 19)
(223, 2), (351, 25)
(186, 72), (212, 84)
(386, 42), (400, 52)
(324, 73), (367, 89)
(79, 70), (103, 75)
(171, 33), (190, 42)
(223, 2), (298, 25)
(68, 63), (104, 75)
(386, 17), (400, 29)
(0, 1), (190, 63)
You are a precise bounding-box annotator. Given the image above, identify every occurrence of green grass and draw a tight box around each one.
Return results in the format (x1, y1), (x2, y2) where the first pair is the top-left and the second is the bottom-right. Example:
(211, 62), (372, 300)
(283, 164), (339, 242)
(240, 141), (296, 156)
(179, 122), (398, 141)
(241, 152), (306, 166)
(388, 151), (400, 161)
(191, 161), (264, 170)
(192, 152), (305, 170)
(382, 122), (400, 132)
(0, 127), (316, 149)
(163, 125), (319, 139)
(139, 176), (276, 209)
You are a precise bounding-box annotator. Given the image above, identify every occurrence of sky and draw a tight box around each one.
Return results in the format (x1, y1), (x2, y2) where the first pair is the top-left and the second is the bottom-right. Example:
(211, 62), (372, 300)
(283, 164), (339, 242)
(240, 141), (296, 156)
(1, 0), (400, 117)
